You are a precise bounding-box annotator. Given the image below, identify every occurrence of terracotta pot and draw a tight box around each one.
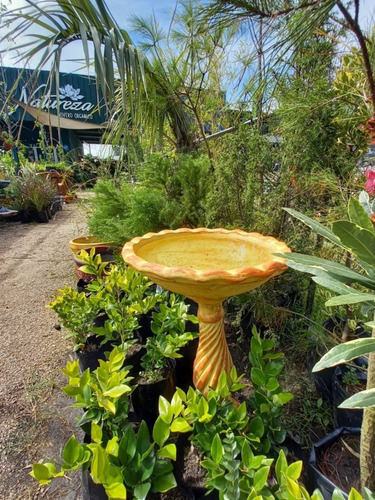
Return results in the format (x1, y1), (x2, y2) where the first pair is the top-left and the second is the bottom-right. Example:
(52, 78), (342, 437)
(73, 246), (115, 283)
(69, 235), (116, 254)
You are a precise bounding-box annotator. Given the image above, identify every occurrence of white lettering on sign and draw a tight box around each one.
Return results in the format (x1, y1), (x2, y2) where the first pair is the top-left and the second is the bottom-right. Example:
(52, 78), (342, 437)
(14, 83), (96, 119)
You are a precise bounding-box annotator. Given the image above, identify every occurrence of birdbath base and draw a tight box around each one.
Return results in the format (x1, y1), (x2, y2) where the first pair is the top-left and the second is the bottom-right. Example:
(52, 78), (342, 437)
(193, 302), (233, 393)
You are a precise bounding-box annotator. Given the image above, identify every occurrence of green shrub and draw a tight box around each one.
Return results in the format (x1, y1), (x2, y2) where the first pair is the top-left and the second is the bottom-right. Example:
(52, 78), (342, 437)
(88, 179), (168, 245)
(88, 153), (210, 245)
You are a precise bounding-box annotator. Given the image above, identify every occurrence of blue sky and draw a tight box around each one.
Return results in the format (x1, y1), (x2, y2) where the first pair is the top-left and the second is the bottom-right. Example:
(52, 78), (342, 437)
(1, 0), (180, 71)
(2, 0), (374, 73)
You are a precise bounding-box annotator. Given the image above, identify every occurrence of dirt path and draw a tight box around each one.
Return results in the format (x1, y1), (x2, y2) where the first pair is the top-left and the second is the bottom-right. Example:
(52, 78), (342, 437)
(0, 200), (89, 499)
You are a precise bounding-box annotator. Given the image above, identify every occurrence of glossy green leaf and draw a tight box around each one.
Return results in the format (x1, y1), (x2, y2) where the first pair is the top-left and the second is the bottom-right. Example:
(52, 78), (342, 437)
(157, 444), (176, 461)
(241, 441), (253, 469)
(248, 417), (264, 438)
(152, 471), (177, 493)
(251, 367), (266, 386)
(348, 488), (365, 500)
(106, 437), (119, 457)
(265, 377), (279, 391)
(273, 392), (293, 404)
(286, 476), (302, 497)
(158, 396), (173, 424)
(332, 488), (346, 499)
(211, 434), (223, 464)
(104, 482), (127, 500)
(31, 463), (52, 483)
(134, 482), (151, 500)
(311, 489), (325, 500)
(339, 388), (375, 409)
(313, 338), (375, 371)
(286, 461), (302, 480)
(103, 385), (131, 398)
(332, 220), (375, 266)
(283, 208), (344, 247)
(348, 197), (374, 231)
(170, 417), (192, 433)
(62, 436), (82, 465)
(91, 422), (103, 444)
(275, 449), (287, 484)
(90, 444), (109, 483)
(152, 416), (170, 447)
(137, 421), (151, 455)
(119, 427), (137, 465)
(253, 466), (270, 491)
(325, 292), (375, 307)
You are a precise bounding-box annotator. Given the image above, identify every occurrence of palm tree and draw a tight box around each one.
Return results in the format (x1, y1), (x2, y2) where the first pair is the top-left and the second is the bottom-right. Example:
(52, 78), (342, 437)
(1, 0), (145, 116)
(1, 0), (196, 154)
(1, 0), (236, 155)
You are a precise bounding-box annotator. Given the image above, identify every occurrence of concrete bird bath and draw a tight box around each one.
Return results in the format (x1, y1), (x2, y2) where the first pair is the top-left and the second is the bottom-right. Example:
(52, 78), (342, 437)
(122, 228), (291, 394)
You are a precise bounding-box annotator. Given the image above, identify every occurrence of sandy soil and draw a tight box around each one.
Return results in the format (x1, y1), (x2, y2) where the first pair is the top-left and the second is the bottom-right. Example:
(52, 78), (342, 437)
(0, 200), (89, 499)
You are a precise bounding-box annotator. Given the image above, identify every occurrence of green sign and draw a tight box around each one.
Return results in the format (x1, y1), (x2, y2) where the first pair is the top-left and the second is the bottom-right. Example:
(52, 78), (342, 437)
(3, 67), (106, 124)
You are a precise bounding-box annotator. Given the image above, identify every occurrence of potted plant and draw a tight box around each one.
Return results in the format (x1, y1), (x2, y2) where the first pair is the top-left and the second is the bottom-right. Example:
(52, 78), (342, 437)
(132, 293), (199, 426)
(332, 362), (367, 428)
(7, 168), (57, 222)
(282, 196), (375, 491)
(48, 286), (106, 371)
(309, 426), (361, 499)
(30, 346), (178, 500)
(49, 261), (161, 372)
(156, 370), (360, 500)
(73, 247), (116, 283)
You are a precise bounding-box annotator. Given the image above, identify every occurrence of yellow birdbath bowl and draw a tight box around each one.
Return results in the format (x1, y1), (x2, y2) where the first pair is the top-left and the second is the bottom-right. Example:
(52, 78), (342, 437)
(122, 228), (291, 394)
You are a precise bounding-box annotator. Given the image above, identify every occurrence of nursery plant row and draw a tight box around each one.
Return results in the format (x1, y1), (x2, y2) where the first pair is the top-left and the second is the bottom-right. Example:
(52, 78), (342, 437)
(30, 244), (372, 500)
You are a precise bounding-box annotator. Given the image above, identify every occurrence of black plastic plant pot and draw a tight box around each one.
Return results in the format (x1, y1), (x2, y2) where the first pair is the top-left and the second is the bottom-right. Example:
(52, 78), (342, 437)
(308, 353), (336, 403)
(308, 317), (345, 403)
(93, 311), (109, 328)
(132, 363), (176, 428)
(308, 427), (360, 500)
(137, 312), (153, 344)
(52, 195), (63, 212)
(82, 469), (108, 500)
(76, 336), (111, 373)
(332, 363), (367, 428)
(175, 337), (199, 391)
(189, 486), (219, 500)
(123, 343), (146, 380)
(20, 209), (32, 224)
(77, 279), (90, 294)
(35, 208), (49, 223)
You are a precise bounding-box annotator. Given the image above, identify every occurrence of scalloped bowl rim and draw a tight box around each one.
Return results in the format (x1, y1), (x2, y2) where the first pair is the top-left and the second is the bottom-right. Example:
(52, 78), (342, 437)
(122, 227), (291, 283)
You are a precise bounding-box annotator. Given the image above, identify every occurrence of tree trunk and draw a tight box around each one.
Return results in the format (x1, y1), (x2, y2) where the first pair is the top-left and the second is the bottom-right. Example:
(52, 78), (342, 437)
(360, 322), (375, 491)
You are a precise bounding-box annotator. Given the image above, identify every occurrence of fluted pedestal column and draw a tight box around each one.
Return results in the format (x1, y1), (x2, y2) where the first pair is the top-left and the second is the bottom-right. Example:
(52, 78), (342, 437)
(193, 302), (233, 394)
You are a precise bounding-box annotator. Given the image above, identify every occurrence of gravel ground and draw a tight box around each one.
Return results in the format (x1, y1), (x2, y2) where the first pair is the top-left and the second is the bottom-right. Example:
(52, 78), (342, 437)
(0, 199), (90, 499)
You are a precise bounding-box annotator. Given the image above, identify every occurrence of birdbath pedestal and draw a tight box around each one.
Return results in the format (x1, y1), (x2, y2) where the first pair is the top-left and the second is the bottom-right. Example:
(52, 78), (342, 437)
(122, 228), (290, 394)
